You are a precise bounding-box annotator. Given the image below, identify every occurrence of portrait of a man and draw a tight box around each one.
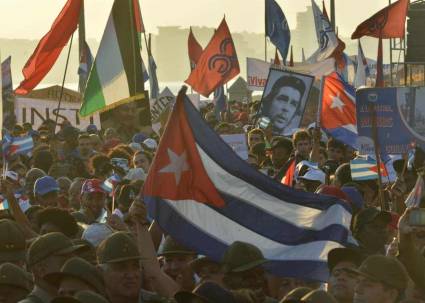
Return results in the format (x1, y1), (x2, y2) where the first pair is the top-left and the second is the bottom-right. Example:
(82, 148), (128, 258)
(261, 69), (314, 135)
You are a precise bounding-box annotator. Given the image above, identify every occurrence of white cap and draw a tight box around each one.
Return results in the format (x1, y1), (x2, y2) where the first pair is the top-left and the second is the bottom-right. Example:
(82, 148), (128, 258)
(143, 138), (158, 150)
(298, 169), (326, 184)
(124, 168), (146, 181)
(128, 142), (142, 152)
(82, 223), (114, 247)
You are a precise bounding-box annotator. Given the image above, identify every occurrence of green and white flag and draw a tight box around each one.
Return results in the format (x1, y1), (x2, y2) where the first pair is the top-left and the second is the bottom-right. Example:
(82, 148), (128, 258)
(80, 0), (145, 117)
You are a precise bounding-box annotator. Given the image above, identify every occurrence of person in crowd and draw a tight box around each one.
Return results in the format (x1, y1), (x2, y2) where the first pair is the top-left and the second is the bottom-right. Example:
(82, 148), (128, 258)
(0, 263), (32, 303)
(57, 177), (72, 209)
(133, 150), (152, 174)
(24, 168), (46, 204)
(292, 130), (312, 160)
(0, 219), (27, 268)
(68, 178), (85, 211)
(269, 137), (293, 175)
(72, 179), (107, 224)
(247, 128), (266, 151)
(37, 207), (80, 238)
(327, 138), (347, 165)
(33, 176), (60, 208)
(78, 134), (96, 162)
(327, 248), (365, 303)
(190, 256), (223, 286)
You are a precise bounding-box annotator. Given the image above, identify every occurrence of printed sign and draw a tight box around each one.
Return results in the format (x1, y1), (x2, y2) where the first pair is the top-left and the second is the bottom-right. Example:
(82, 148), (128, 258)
(221, 134), (248, 160)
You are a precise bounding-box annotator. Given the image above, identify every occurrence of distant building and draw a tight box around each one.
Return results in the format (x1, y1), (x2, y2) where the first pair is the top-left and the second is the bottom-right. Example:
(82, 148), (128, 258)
(228, 77), (252, 103)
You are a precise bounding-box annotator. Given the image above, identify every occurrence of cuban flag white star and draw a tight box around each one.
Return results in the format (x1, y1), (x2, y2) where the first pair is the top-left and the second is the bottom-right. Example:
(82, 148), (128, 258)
(159, 149), (190, 186)
(330, 93), (345, 112)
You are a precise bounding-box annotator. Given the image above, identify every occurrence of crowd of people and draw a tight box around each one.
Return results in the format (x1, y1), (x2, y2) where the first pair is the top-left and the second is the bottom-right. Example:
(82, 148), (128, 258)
(0, 97), (424, 303)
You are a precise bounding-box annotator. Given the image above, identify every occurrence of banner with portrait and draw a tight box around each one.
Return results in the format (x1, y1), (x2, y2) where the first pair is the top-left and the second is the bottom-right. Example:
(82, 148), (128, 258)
(260, 69), (314, 136)
(356, 87), (425, 154)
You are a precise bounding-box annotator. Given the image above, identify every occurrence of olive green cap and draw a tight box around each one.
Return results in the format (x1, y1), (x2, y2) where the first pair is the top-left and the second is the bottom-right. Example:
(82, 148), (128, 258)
(0, 219), (26, 263)
(221, 241), (267, 273)
(27, 232), (85, 266)
(0, 262), (32, 291)
(348, 255), (409, 290)
(44, 257), (104, 293)
(97, 232), (141, 264)
(157, 236), (196, 257)
(51, 290), (109, 303)
(301, 290), (337, 303)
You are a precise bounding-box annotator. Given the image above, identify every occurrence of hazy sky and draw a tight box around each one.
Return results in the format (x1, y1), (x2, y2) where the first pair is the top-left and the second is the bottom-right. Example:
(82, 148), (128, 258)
(0, 0), (392, 39)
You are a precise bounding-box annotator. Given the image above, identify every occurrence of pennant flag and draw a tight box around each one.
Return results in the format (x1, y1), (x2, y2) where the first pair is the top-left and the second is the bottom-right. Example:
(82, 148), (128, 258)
(321, 72), (358, 149)
(1, 56), (12, 103)
(79, 0), (145, 117)
(265, 0), (291, 62)
(213, 86), (227, 120)
(2, 134), (34, 158)
(185, 18), (239, 97)
(132, 0), (146, 36)
(273, 48), (281, 66)
(15, 0), (82, 95)
(148, 34), (160, 100)
(351, 0), (409, 39)
(309, 0), (339, 62)
(405, 175), (424, 208)
(144, 87), (352, 281)
(78, 41), (94, 94)
(350, 156), (388, 181)
(375, 37), (384, 87)
(354, 40), (369, 88)
(288, 46), (294, 67)
(188, 27), (204, 71)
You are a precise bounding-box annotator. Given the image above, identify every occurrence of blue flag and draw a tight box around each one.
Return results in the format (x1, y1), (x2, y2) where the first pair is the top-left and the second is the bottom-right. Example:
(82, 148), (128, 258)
(265, 0), (291, 61)
(148, 55), (159, 100)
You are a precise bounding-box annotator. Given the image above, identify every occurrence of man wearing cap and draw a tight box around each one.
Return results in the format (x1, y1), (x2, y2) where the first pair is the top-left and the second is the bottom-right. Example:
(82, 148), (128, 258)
(221, 241), (277, 303)
(33, 176), (60, 208)
(0, 219), (27, 268)
(351, 208), (392, 255)
(190, 256), (223, 286)
(44, 257), (105, 297)
(296, 169), (325, 192)
(327, 248), (364, 303)
(24, 168), (46, 205)
(0, 263), (32, 303)
(19, 232), (85, 303)
(349, 255), (409, 303)
(72, 179), (106, 224)
(269, 137), (293, 177)
(158, 236), (197, 291)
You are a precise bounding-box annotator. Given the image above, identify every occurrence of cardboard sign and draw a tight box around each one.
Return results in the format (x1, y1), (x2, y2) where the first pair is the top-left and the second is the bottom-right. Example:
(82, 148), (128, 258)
(15, 97), (100, 130)
(221, 134), (248, 160)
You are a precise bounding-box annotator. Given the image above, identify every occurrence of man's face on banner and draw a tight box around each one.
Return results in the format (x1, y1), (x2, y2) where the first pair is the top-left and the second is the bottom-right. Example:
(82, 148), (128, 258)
(269, 86), (301, 132)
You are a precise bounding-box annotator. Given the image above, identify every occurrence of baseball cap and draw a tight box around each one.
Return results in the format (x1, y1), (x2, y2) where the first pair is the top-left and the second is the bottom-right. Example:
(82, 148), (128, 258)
(327, 248), (365, 273)
(86, 124), (98, 134)
(175, 282), (236, 303)
(221, 241), (267, 273)
(27, 232), (85, 266)
(80, 179), (105, 196)
(142, 138), (158, 150)
(128, 142), (142, 152)
(348, 255), (409, 290)
(97, 232), (142, 264)
(132, 133), (148, 144)
(0, 263), (32, 291)
(34, 176), (60, 196)
(0, 219), (26, 263)
(352, 208), (392, 235)
(298, 169), (325, 184)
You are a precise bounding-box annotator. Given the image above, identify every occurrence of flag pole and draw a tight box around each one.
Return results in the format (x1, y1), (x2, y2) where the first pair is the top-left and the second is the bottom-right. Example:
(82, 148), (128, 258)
(78, 0), (86, 94)
(316, 76), (326, 128)
(371, 104), (386, 210)
(54, 33), (74, 132)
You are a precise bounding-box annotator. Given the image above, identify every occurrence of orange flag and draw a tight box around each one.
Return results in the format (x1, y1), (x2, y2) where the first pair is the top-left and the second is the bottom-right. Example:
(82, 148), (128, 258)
(282, 159), (296, 187)
(351, 0), (409, 39)
(185, 18), (239, 97)
(188, 27), (203, 71)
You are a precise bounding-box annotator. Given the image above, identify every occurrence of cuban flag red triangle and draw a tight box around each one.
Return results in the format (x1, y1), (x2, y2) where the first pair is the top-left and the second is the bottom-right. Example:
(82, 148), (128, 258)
(144, 88), (225, 208)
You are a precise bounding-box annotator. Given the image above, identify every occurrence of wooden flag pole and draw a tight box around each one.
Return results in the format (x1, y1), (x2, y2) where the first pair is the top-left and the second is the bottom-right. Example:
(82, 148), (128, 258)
(371, 104), (386, 210)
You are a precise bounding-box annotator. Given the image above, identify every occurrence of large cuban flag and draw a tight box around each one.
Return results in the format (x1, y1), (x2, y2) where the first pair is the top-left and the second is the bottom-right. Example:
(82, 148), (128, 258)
(144, 87), (352, 281)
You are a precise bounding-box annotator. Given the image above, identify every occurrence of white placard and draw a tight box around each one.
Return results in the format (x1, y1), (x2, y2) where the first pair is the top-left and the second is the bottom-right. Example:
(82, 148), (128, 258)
(221, 134), (248, 160)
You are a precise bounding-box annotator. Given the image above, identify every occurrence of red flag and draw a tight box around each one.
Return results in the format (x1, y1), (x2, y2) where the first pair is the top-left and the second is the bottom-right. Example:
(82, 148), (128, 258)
(15, 0), (82, 95)
(273, 48), (281, 66)
(281, 159), (296, 187)
(132, 0), (146, 34)
(188, 27), (203, 71)
(185, 18), (239, 97)
(351, 0), (409, 39)
(288, 46), (294, 67)
(375, 37), (384, 87)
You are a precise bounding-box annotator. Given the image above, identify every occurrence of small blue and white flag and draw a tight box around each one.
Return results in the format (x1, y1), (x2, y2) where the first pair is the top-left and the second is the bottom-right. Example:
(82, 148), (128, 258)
(350, 156), (388, 181)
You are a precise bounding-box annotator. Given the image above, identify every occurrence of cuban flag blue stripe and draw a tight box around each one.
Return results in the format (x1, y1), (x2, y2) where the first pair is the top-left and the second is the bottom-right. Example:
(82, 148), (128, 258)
(323, 127), (358, 149)
(183, 98), (351, 213)
(211, 192), (350, 246)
